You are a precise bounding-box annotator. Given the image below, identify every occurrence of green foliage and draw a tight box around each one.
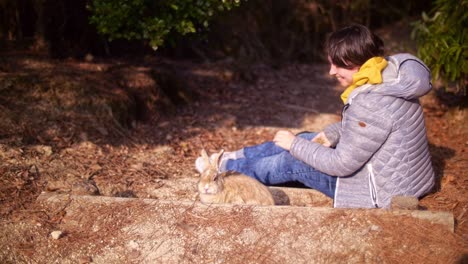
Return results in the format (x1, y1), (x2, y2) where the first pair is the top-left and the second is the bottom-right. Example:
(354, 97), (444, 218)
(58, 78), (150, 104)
(411, 0), (467, 88)
(88, 0), (242, 50)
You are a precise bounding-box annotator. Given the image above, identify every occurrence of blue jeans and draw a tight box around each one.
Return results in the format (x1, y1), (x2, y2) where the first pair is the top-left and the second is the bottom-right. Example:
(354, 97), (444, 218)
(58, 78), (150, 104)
(226, 132), (337, 198)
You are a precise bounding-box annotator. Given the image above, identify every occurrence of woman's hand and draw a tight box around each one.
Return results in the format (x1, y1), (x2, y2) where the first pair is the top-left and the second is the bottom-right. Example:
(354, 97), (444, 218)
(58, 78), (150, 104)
(273, 130), (296, 150)
(312, 132), (332, 147)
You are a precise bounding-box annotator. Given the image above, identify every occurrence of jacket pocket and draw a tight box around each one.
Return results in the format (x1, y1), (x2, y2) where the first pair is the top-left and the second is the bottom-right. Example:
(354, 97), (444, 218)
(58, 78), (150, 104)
(367, 163), (379, 208)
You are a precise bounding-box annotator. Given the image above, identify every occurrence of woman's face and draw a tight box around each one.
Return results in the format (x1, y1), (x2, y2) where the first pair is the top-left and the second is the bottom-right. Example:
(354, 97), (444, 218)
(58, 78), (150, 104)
(328, 57), (360, 87)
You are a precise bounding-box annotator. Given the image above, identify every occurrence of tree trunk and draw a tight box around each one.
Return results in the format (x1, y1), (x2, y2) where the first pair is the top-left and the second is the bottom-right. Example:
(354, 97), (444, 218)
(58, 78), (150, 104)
(32, 0), (47, 51)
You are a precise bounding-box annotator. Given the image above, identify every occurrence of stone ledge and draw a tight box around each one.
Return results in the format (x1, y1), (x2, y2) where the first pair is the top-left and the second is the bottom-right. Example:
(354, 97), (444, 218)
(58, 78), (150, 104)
(37, 191), (453, 232)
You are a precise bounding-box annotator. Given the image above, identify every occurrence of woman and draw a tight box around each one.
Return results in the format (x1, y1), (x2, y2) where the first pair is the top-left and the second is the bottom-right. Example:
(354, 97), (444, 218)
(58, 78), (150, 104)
(198, 24), (435, 208)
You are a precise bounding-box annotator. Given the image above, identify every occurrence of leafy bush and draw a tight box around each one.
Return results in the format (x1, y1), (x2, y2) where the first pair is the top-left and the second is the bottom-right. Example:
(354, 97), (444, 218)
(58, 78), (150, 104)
(411, 0), (467, 90)
(88, 0), (242, 50)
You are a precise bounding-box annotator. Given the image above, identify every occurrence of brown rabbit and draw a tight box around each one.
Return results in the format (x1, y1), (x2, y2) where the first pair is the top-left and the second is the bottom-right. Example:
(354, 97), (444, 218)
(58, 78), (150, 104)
(195, 149), (275, 206)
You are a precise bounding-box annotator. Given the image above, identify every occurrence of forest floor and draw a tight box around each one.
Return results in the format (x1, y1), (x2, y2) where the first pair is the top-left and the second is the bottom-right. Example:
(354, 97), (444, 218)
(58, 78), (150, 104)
(0, 23), (467, 263)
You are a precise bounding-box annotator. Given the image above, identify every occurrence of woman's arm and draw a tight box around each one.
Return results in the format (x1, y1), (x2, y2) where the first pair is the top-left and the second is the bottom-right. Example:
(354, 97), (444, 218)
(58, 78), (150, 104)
(289, 98), (393, 176)
(322, 122), (342, 147)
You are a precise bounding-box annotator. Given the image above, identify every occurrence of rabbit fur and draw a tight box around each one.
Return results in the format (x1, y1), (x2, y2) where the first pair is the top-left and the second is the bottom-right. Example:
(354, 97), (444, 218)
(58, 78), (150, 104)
(196, 149), (275, 206)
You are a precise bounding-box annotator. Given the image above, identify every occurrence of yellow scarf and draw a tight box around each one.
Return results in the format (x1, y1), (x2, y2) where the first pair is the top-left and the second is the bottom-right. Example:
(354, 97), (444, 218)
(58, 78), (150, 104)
(340, 57), (388, 104)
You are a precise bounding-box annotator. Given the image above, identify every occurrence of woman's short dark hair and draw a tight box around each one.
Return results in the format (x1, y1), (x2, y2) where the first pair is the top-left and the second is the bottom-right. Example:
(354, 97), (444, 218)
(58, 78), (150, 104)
(325, 24), (384, 69)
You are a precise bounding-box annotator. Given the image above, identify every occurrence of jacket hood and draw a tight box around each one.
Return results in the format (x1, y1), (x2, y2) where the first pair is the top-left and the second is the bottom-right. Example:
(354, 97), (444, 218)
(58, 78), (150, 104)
(349, 53), (432, 102)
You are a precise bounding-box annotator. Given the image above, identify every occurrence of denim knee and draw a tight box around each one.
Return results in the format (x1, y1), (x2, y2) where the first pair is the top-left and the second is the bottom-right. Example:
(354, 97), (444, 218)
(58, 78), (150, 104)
(296, 132), (317, 140)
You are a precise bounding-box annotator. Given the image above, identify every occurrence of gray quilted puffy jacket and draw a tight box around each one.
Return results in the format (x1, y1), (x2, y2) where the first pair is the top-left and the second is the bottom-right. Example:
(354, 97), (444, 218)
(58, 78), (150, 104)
(290, 53), (435, 208)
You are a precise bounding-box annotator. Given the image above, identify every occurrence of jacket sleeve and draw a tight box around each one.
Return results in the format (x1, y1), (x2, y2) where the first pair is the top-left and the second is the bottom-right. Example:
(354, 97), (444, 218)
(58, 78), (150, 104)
(322, 122), (342, 147)
(290, 97), (393, 176)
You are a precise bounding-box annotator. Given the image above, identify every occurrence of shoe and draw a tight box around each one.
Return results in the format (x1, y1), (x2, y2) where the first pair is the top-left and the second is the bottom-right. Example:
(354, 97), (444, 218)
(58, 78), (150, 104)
(195, 156), (205, 173)
(194, 152), (228, 173)
(195, 150), (241, 173)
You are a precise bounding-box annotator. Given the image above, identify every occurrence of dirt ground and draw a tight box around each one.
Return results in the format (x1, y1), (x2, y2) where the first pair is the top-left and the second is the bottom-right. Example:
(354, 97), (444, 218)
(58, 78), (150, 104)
(0, 24), (467, 262)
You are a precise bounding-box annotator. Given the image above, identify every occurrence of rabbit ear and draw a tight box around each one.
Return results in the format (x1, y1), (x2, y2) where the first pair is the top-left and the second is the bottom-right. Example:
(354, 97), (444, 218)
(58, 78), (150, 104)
(200, 149), (209, 160)
(195, 149), (210, 173)
(210, 149), (225, 169)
